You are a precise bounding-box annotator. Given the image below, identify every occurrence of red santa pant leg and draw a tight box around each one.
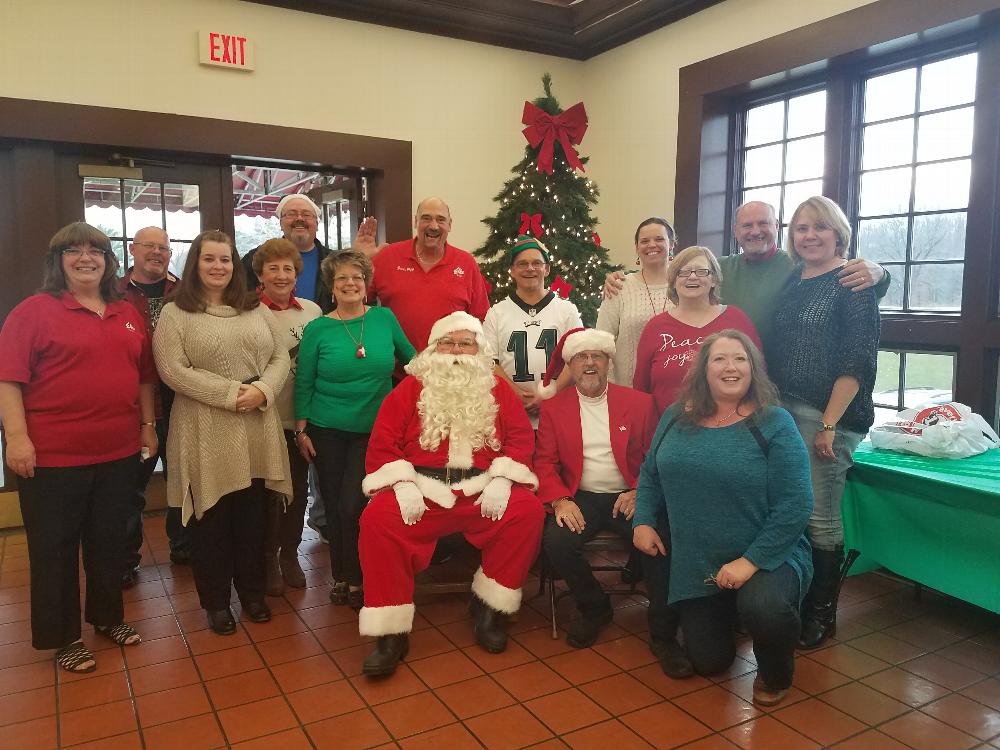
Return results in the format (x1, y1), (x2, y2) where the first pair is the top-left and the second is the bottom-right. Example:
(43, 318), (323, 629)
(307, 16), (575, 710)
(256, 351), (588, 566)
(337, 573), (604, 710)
(358, 486), (544, 637)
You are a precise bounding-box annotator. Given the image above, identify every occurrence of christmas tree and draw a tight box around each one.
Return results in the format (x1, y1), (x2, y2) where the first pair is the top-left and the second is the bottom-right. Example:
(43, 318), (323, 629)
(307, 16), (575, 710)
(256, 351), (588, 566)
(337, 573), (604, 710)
(474, 74), (618, 325)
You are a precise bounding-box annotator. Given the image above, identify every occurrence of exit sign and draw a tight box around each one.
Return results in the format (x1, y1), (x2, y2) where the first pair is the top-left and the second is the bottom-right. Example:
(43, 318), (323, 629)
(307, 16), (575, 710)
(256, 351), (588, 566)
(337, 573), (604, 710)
(199, 30), (255, 71)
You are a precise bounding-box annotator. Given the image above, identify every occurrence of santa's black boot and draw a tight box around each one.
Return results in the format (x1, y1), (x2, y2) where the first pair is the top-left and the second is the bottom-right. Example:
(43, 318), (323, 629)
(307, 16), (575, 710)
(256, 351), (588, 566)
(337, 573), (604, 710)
(362, 634), (409, 676)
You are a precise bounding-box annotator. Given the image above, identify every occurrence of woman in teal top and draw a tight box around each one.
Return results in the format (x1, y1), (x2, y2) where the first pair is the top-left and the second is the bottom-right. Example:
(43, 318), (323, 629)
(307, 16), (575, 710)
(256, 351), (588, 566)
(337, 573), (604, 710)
(295, 250), (415, 608)
(633, 330), (813, 707)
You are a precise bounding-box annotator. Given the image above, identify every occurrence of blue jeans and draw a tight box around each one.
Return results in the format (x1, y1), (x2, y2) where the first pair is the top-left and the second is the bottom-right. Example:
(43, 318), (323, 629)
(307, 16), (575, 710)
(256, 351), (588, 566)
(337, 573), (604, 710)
(784, 398), (863, 552)
(678, 564), (801, 689)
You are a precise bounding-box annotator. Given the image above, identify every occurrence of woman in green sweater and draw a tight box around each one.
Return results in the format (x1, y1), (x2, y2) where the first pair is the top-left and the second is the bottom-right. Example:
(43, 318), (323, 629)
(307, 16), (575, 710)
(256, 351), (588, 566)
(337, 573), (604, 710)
(294, 250), (415, 608)
(633, 330), (813, 706)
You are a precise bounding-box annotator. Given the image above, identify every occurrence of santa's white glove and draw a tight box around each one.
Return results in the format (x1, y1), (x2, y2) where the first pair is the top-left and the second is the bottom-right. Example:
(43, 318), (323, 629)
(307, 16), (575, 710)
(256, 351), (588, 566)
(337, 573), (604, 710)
(393, 481), (426, 525)
(474, 477), (513, 521)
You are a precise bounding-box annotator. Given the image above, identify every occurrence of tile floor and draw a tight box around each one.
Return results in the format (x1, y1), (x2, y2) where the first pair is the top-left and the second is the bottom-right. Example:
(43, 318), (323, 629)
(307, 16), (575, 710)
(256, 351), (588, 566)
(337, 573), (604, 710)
(1, 513), (998, 749)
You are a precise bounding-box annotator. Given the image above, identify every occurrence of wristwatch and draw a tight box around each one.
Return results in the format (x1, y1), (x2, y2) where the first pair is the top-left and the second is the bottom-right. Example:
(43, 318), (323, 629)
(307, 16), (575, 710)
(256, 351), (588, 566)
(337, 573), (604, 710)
(821, 422), (836, 432)
(292, 429), (306, 439)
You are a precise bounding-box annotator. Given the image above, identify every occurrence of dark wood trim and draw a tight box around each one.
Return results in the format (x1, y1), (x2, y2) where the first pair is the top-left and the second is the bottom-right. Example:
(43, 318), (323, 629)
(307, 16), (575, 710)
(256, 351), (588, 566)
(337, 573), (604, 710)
(675, 0), (1000, 423)
(0, 96), (413, 246)
(243, 0), (724, 60)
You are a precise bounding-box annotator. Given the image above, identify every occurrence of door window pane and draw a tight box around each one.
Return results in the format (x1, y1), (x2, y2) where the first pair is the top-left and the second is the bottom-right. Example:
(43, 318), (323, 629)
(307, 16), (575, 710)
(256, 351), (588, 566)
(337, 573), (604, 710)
(911, 212), (966, 261)
(879, 266), (905, 310)
(745, 101), (785, 147)
(913, 159), (971, 211)
(919, 52), (977, 112)
(860, 167), (912, 216)
(784, 136), (825, 181)
(872, 349), (956, 424)
(864, 68), (916, 122)
(786, 90), (827, 138)
(743, 144), (784, 187)
(916, 108), (975, 162)
(862, 119), (914, 170)
(908, 262), (963, 310)
(83, 178), (124, 238)
(858, 217), (907, 263)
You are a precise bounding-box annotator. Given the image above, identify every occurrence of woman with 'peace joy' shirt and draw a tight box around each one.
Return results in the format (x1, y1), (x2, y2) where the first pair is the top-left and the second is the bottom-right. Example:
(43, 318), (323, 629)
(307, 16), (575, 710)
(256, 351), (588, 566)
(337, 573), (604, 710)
(633, 246), (761, 415)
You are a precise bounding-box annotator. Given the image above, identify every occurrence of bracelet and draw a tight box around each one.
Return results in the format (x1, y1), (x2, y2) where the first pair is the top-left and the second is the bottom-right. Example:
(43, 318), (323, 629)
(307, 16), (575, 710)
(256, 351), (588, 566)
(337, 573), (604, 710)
(820, 422), (836, 432)
(292, 429), (306, 439)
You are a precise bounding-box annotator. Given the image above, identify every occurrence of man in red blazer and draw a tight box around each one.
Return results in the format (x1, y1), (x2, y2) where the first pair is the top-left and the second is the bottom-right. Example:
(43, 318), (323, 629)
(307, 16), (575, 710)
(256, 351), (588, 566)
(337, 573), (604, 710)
(535, 329), (692, 677)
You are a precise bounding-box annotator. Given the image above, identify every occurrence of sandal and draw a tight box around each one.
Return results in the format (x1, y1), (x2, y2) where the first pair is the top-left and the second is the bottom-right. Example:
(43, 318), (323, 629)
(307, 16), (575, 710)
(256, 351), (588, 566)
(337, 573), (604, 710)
(95, 622), (141, 647)
(55, 641), (96, 674)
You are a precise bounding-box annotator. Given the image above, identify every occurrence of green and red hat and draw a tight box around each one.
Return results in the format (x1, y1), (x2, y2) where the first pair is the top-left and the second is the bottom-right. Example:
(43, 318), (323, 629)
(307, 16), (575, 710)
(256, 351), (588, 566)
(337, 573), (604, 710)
(509, 234), (550, 265)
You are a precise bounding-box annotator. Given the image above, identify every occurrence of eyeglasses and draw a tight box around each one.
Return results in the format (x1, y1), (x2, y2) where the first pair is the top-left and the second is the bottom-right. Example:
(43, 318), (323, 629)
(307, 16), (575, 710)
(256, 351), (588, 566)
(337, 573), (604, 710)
(571, 352), (608, 363)
(513, 260), (547, 270)
(436, 338), (478, 351)
(281, 210), (317, 220)
(62, 247), (107, 258)
(334, 274), (365, 284)
(677, 268), (712, 278)
(134, 241), (171, 253)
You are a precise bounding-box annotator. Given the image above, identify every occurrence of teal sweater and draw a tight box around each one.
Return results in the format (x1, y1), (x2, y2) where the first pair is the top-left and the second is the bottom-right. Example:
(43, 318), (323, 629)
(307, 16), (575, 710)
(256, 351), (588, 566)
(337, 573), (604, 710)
(634, 405), (814, 605)
(295, 307), (415, 433)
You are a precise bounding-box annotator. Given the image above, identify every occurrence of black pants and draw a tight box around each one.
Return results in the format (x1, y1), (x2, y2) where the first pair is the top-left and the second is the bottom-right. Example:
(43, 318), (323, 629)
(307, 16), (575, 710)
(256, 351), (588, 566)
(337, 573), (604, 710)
(309, 425), (369, 586)
(542, 490), (678, 638)
(124, 414), (190, 570)
(189, 480), (266, 610)
(265, 431), (310, 557)
(18, 454), (137, 649)
(677, 563), (801, 689)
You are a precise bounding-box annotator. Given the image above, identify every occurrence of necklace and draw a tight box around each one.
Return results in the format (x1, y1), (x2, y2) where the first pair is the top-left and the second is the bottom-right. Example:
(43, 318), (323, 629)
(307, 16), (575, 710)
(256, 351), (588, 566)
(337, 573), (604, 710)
(336, 308), (367, 358)
(715, 406), (741, 426)
(640, 269), (668, 317)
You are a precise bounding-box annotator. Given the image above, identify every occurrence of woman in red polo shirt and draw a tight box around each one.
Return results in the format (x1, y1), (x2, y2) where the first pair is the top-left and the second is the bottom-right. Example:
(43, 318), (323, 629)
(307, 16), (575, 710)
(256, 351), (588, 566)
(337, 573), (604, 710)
(0, 222), (158, 674)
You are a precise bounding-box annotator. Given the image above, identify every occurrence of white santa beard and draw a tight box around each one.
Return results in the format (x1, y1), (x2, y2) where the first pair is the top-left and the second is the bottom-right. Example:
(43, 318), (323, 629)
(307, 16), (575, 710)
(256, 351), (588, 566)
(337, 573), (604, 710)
(409, 350), (500, 464)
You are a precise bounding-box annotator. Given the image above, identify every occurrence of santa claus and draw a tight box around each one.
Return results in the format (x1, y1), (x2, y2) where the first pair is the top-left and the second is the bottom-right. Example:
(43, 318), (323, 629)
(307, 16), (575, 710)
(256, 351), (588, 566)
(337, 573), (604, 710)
(358, 311), (544, 676)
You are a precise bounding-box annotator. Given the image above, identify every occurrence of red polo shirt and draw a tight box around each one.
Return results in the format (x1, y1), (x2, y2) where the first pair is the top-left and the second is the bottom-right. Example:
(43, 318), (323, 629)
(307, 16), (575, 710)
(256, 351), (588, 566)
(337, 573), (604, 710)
(370, 239), (490, 351)
(0, 292), (157, 467)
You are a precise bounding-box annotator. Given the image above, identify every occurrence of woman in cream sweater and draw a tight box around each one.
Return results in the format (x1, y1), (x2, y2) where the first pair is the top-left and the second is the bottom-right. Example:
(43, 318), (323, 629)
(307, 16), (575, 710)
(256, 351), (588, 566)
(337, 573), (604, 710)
(153, 230), (290, 636)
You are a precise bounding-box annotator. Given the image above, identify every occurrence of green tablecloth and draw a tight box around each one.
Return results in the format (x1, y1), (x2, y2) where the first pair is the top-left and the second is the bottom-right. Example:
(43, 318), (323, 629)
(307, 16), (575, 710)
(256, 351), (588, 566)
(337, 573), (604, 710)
(842, 442), (1000, 613)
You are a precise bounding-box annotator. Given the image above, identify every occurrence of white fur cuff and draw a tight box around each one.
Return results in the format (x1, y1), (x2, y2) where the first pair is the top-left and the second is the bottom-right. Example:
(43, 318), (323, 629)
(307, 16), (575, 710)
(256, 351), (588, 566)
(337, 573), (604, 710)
(362, 460), (416, 497)
(536, 380), (558, 400)
(412, 473), (458, 509)
(358, 603), (416, 636)
(471, 567), (522, 614)
(487, 456), (538, 490)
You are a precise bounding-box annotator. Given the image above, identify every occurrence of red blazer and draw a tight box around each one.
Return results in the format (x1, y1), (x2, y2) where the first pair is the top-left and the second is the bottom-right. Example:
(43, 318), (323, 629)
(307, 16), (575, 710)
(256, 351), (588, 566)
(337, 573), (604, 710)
(534, 383), (658, 504)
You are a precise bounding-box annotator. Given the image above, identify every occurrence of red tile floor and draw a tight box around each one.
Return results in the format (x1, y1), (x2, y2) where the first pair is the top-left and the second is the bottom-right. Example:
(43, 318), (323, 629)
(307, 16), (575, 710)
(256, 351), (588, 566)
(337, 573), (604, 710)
(1, 513), (998, 749)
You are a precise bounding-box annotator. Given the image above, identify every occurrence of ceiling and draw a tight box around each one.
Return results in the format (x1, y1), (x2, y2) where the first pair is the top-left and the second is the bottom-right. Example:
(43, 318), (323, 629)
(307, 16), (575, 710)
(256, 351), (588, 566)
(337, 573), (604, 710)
(246, 0), (724, 59)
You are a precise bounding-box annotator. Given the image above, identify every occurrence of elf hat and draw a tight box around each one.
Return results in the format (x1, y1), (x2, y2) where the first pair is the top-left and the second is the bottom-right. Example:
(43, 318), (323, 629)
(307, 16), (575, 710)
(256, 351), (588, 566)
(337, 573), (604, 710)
(536, 328), (615, 399)
(510, 235), (551, 265)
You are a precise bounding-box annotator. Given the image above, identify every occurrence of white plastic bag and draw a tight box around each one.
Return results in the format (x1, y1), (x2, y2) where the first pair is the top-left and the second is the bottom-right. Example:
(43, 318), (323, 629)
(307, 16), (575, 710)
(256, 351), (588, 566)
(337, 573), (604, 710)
(869, 402), (1000, 459)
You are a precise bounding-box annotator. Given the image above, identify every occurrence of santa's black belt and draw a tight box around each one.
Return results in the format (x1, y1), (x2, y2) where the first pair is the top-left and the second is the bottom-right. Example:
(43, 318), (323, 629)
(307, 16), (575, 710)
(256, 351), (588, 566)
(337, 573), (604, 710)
(414, 466), (485, 483)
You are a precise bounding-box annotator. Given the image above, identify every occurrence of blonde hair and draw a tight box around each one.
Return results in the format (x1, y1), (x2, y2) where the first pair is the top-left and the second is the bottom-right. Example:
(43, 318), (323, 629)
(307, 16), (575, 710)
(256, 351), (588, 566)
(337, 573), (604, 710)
(666, 246), (723, 305)
(787, 196), (851, 263)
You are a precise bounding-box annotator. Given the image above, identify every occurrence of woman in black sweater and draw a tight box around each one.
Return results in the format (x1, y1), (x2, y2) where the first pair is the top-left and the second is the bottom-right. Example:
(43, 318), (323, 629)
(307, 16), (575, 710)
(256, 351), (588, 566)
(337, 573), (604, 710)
(767, 196), (880, 650)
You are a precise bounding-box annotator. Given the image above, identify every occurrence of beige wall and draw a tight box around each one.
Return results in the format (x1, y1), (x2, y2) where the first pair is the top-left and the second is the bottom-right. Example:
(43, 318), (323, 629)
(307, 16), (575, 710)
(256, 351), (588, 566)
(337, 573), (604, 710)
(1, 0), (875, 260)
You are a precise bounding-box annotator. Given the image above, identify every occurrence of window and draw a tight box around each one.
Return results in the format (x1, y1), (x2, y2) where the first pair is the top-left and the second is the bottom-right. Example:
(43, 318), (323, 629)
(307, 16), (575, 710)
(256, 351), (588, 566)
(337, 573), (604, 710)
(740, 89), (827, 236)
(873, 349), (957, 425)
(82, 178), (201, 275)
(856, 52), (977, 311)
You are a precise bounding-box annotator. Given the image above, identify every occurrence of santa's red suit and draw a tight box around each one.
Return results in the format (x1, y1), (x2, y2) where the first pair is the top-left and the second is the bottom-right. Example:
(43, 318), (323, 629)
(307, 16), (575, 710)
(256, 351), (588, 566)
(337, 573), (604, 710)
(358, 374), (544, 637)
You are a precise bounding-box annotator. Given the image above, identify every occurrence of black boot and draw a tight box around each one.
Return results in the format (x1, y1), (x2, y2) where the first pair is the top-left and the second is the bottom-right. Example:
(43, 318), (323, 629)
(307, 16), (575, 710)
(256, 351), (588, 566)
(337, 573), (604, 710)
(798, 546), (844, 650)
(470, 597), (508, 654)
(362, 634), (409, 676)
(650, 637), (694, 678)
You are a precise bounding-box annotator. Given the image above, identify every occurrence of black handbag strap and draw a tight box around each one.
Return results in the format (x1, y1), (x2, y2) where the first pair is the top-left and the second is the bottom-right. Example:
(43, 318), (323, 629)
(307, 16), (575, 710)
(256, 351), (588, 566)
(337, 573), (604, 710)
(649, 411), (770, 458)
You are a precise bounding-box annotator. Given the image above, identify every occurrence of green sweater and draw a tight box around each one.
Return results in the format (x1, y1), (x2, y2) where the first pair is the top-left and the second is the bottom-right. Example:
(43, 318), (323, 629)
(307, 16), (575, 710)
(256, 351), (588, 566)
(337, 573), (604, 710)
(634, 406), (814, 605)
(718, 252), (797, 354)
(295, 307), (415, 433)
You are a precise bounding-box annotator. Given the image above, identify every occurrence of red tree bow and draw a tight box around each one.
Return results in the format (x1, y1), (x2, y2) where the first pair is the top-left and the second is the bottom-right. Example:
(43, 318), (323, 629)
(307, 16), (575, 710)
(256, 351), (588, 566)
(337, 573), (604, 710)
(519, 212), (543, 236)
(521, 101), (588, 175)
(550, 275), (574, 299)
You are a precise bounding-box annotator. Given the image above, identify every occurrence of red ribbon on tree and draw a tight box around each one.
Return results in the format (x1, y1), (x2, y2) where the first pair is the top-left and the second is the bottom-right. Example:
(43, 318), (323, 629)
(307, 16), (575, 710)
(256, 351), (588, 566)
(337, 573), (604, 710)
(592, 232), (601, 246)
(550, 275), (574, 299)
(519, 212), (543, 236)
(521, 101), (588, 175)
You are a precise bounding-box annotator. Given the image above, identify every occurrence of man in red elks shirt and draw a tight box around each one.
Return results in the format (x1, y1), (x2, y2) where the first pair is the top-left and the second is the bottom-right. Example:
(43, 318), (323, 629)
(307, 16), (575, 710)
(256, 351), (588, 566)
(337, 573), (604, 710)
(355, 197), (490, 351)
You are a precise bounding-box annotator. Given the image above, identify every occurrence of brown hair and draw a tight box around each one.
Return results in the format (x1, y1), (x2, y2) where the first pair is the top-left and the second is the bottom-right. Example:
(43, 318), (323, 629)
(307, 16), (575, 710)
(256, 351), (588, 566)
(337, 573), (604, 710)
(676, 329), (778, 425)
(40, 222), (123, 302)
(787, 196), (852, 263)
(320, 249), (373, 290)
(171, 230), (259, 312)
(666, 245), (723, 305)
(252, 238), (303, 276)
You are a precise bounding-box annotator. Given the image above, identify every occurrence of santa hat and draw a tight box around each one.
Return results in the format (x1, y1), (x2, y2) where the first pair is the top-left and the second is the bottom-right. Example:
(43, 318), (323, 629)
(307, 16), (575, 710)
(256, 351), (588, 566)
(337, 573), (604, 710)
(536, 328), (615, 399)
(426, 311), (492, 355)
